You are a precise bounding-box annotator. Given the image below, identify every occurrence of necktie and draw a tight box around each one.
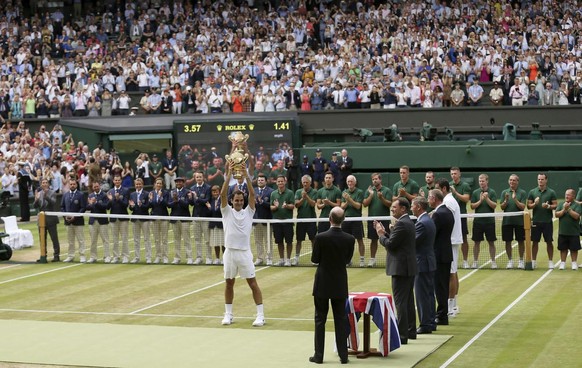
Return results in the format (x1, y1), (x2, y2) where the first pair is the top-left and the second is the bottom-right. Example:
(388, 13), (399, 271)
(70, 191), (75, 203)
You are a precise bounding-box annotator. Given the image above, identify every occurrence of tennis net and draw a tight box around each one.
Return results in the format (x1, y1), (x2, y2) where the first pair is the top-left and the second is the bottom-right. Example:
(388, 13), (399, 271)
(38, 210), (529, 269)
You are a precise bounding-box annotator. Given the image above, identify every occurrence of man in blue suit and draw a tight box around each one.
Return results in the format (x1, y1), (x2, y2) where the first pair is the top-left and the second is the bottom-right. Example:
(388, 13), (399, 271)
(61, 178), (86, 263)
(375, 197), (417, 344)
(310, 207), (354, 364)
(428, 189), (454, 326)
(411, 196), (436, 334)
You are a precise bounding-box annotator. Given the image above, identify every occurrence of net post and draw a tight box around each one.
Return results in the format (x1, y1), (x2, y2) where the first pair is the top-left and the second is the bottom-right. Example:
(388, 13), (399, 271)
(38, 211), (48, 264)
(523, 211), (533, 271)
(266, 221), (271, 262)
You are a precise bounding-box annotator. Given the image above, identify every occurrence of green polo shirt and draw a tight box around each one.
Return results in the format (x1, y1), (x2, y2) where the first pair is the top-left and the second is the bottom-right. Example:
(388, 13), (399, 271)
(500, 188), (527, 226)
(527, 187), (557, 223)
(317, 185), (342, 219)
(392, 179), (419, 199)
(366, 185), (393, 217)
(149, 160), (163, 179)
(557, 201), (581, 236)
(270, 188), (295, 220)
(471, 187), (497, 224)
(295, 187), (317, 219)
(451, 180), (471, 214)
(342, 187), (364, 217)
(206, 166), (225, 188)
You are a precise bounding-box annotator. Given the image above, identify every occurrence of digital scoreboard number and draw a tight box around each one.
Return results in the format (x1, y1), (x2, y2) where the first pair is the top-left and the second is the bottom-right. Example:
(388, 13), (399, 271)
(173, 118), (298, 176)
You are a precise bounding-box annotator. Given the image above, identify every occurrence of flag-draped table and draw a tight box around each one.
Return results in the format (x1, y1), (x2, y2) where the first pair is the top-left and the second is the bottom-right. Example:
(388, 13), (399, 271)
(345, 292), (401, 358)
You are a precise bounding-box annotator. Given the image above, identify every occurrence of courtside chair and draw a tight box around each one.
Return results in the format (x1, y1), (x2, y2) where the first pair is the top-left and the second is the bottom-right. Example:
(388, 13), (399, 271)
(1, 216), (34, 249)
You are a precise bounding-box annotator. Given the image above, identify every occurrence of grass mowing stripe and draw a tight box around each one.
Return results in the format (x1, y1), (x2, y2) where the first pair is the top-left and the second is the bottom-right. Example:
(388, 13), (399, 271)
(129, 265), (271, 314)
(439, 268), (553, 368)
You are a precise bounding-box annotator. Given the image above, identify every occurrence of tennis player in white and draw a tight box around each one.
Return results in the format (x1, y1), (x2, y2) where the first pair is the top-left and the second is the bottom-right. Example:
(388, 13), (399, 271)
(220, 161), (265, 327)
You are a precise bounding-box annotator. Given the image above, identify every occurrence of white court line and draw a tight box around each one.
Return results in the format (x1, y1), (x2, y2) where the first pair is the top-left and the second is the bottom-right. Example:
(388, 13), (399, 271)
(0, 263), (81, 285)
(129, 265), (271, 314)
(0, 307), (312, 322)
(440, 268), (553, 368)
(459, 241), (520, 282)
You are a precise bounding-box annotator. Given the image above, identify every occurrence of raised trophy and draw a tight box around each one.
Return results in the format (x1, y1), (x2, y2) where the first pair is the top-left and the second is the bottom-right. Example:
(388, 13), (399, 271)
(225, 131), (250, 179)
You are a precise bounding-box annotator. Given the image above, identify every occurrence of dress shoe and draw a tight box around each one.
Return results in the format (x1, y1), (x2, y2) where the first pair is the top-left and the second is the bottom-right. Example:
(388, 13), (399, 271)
(417, 327), (433, 334)
(431, 324), (437, 331)
(435, 317), (449, 326)
(340, 357), (349, 364)
(309, 356), (323, 364)
(52, 256), (60, 262)
(400, 338), (408, 345)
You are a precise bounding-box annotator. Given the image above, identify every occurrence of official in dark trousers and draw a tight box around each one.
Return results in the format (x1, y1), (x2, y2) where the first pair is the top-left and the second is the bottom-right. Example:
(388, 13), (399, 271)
(411, 197), (436, 334)
(428, 189), (454, 326)
(310, 207), (355, 364)
(34, 178), (60, 262)
(375, 197), (417, 344)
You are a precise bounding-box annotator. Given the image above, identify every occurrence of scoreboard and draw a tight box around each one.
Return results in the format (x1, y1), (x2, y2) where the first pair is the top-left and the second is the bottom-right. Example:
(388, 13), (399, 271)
(173, 117), (299, 175)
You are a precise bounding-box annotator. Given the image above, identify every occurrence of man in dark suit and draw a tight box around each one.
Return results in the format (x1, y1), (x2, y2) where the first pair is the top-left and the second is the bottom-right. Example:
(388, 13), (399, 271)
(34, 178), (60, 262)
(428, 189), (454, 326)
(411, 197), (436, 334)
(61, 178), (86, 263)
(338, 149), (353, 191)
(375, 197), (417, 344)
(310, 207), (354, 364)
(284, 148), (299, 191)
(284, 83), (301, 110)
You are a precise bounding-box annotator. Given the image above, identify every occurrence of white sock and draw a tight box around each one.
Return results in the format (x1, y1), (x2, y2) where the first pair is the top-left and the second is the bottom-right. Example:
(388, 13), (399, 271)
(360, 256), (364, 261)
(453, 296), (458, 308)
(256, 304), (264, 316)
(448, 298), (454, 313)
(225, 304), (233, 315)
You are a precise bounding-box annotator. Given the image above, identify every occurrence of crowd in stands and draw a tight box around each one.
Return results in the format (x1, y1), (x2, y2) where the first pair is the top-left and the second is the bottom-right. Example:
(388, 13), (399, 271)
(0, 0), (578, 118)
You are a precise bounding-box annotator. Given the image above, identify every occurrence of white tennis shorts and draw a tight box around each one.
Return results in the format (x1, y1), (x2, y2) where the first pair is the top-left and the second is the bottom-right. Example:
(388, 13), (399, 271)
(223, 248), (256, 279)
